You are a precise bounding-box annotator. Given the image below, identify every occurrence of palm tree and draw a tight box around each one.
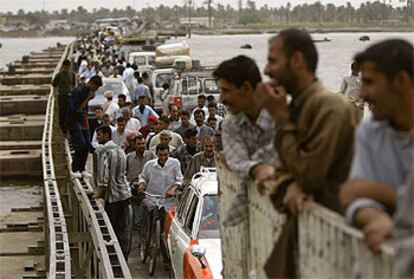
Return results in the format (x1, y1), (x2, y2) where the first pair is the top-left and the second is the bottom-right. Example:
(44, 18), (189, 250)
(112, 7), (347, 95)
(203, 0), (214, 28)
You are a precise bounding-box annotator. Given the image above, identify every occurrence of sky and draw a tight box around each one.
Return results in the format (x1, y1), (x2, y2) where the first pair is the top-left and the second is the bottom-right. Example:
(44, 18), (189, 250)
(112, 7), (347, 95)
(2, 0), (404, 13)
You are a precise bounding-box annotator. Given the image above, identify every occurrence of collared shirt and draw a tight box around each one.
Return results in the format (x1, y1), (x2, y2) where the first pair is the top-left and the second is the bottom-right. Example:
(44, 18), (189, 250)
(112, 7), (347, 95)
(222, 108), (278, 177)
(184, 152), (216, 185)
(131, 83), (151, 103)
(96, 140), (132, 203)
(174, 123), (196, 139)
(273, 80), (355, 213)
(112, 128), (130, 148)
(126, 150), (157, 182)
(68, 85), (90, 130)
(139, 158), (183, 208)
(345, 116), (414, 222)
(52, 70), (76, 100)
(132, 105), (159, 126)
(172, 144), (200, 174)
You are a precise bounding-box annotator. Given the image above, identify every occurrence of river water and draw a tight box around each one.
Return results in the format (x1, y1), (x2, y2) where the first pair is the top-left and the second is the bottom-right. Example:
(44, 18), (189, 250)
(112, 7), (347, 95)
(0, 32), (411, 213)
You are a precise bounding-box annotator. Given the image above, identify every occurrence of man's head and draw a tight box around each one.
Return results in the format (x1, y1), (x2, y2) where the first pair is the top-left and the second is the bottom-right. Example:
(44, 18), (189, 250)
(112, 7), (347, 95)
(137, 77), (144, 84)
(135, 134), (146, 155)
(202, 136), (216, 158)
(351, 62), (360, 76)
(104, 90), (113, 101)
(142, 72), (150, 80)
(194, 109), (205, 126)
(197, 95), (206, 108)
(116, 116), (126, 133)
(96, 125), (112, 145)
(159, 130), (173, 145)
(207, 116), (217, 130)
(207, 103), (217, 117)
(206, 95), (216, 105)
(147, 115), (158, 128)
(155, 143), (170, 165)
(213, 55), (261, 114)
(169, 105), (179, 119)
(102, 113), (111, 126)
(118, 94), (126, 108)
(61, 59), (71, 72)
(184, 128), (198, 148)
(138, 95), (146, 106)
(121, 107), (131, 121)
(354, 39), (413, 122)
(156, 116), (170, 133)
(264, 28), (318, 95)
(86, 75), (103, 91)
(181, 111), (190, 127)
(94, 106), (103, 120)
(127, 131), (138, 148)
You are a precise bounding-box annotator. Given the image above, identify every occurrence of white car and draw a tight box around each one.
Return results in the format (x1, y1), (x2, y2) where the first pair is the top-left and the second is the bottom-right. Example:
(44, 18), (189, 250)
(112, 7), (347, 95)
(88, 77), (130, 117)
(164, 168), (222, 279)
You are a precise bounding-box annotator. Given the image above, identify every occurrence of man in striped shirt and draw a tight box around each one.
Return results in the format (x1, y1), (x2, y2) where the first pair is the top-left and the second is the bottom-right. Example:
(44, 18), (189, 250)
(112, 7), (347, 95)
(94, 125), (132, 258)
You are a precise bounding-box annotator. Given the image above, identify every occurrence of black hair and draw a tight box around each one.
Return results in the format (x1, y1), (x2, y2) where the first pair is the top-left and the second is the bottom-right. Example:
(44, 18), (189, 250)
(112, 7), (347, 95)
(206, 95), (215, 102)
(158, 115), (171, 125)
(181, 111), (190, 117)
(184, 128), (198, 139)
(198, 94), (206, 100)
(354, 39), (413, 81)
(194, 109), (205, 117)
(137, 77), (144, 83)
(89, 75), (103, 86)
(156, 143), (170, 152)
(213, 55), (262, 89)
(207, 103), (217, 109)
(96, 125), (112, 139)
(274, 28), (318, 73)
(207, 116), (217, 122)
(94, 106), (103, 111)
(118, 94), (126, 101)
(117, 116), (126, 123)
(62, 59), (71, 66)
(142, 72), (149, 79)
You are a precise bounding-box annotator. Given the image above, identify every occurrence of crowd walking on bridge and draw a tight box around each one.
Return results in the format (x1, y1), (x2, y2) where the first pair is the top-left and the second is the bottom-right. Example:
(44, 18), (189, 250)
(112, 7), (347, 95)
(52, 28), (413, 278)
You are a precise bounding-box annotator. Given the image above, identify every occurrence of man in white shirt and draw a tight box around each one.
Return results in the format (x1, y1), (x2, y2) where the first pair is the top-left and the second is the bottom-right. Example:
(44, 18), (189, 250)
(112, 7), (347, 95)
(339, 62), (364, 122)
(121, 107), (141, 131)
(91, 113), (116, 149)
(103, 91), (120, 123)
(112, 116), (130, 149)
(207, 103), (223, 131)
(190, 94), (209, 124)
(148, 116), (183, 149)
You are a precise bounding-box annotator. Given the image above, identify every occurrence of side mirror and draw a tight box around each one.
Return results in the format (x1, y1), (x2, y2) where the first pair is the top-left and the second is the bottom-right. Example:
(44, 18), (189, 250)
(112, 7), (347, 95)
(191, 244), (207, 269)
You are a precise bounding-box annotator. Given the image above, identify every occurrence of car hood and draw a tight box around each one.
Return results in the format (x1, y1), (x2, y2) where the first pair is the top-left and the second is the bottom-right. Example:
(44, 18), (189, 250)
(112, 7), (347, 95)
(198, 238), (222, 279)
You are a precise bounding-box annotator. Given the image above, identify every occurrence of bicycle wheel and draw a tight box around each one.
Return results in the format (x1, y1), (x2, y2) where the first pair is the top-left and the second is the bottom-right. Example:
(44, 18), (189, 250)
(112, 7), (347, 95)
(125, 204), (133, 257)
(148, 219), (161, 276)
(140, 207), (150, 264)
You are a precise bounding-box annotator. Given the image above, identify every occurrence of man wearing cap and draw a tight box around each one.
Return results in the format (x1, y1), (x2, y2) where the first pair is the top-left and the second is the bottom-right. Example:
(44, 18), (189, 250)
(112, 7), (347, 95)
(132, 95), (159, 126)
(103, 90), (119, 123)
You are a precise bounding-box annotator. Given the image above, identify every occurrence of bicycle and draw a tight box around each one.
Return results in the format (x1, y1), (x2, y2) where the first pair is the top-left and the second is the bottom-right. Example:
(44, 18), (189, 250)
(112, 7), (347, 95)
(139, 191), (167, 276)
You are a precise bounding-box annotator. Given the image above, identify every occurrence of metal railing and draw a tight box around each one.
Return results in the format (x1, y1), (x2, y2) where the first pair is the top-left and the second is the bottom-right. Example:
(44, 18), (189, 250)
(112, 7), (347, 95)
(42, 44), (72, 278)
(217, 163), (397, 278)
(64, 141), (132, 278)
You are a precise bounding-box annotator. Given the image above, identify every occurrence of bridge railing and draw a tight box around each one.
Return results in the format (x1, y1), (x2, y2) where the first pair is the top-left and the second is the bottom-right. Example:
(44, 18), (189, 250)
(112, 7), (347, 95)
(42, 43), (72, 278)
(217, 163), (397, 278)
(63, 141), (132, 278)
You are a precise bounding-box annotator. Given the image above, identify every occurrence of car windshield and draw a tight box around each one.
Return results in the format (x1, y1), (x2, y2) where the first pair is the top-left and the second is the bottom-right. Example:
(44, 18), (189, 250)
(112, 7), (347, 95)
(96, 83), (124, 96)
(155, 73), (172, 88)
(198, 195), (219, 239)
(182, 77), (201, 95)
(148, 56), (156, 66)
(204, 79), (219, 93)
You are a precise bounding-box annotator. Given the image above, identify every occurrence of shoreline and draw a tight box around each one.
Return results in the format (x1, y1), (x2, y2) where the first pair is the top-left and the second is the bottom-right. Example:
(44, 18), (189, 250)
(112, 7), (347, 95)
(1, 26), (413, 38)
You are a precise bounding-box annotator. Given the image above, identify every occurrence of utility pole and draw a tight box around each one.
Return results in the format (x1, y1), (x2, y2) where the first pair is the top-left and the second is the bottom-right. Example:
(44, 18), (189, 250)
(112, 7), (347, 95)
(188, 0), (192, 38)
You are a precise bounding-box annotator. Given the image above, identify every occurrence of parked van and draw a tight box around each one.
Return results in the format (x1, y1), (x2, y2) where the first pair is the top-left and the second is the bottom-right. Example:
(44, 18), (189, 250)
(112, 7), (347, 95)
(151, 68), (175, 113)
(167, 67), (219, 112)
(128, 51), (156, 72)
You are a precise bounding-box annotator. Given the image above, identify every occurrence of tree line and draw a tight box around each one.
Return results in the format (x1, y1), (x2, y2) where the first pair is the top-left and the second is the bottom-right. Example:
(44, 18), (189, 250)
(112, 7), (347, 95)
(7, 0), (413, 26)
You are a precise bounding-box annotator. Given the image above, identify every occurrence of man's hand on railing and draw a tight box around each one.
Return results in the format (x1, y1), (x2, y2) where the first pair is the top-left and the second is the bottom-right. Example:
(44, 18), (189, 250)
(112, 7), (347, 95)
(251, 163), (275, 195)
(282, 181), (307, 216)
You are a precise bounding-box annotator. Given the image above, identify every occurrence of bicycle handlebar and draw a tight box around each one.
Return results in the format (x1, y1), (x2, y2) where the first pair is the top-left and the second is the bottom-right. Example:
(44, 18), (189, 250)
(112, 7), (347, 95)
(143, 191), (167, 198)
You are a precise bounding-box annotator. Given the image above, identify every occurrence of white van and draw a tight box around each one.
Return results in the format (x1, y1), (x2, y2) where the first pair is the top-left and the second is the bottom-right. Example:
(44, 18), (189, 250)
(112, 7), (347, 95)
(128, 51), (156, 72)
(151, 68), (175, 113)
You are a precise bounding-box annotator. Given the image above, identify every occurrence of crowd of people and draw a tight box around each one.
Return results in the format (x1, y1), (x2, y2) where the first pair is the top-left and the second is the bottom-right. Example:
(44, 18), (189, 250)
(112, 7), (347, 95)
(52, 29), (413, 276)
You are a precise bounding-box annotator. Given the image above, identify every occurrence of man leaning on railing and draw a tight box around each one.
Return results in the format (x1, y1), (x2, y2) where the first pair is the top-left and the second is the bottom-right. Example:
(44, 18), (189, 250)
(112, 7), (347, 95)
(254, 29), (356, 278)
(339, 39), (413, 277)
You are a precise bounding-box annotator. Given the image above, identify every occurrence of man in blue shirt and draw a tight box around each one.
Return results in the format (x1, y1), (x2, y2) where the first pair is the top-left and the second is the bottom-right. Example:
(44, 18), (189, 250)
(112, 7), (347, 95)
(132, 96), (159, 126)
(68, 75), (103, 179)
